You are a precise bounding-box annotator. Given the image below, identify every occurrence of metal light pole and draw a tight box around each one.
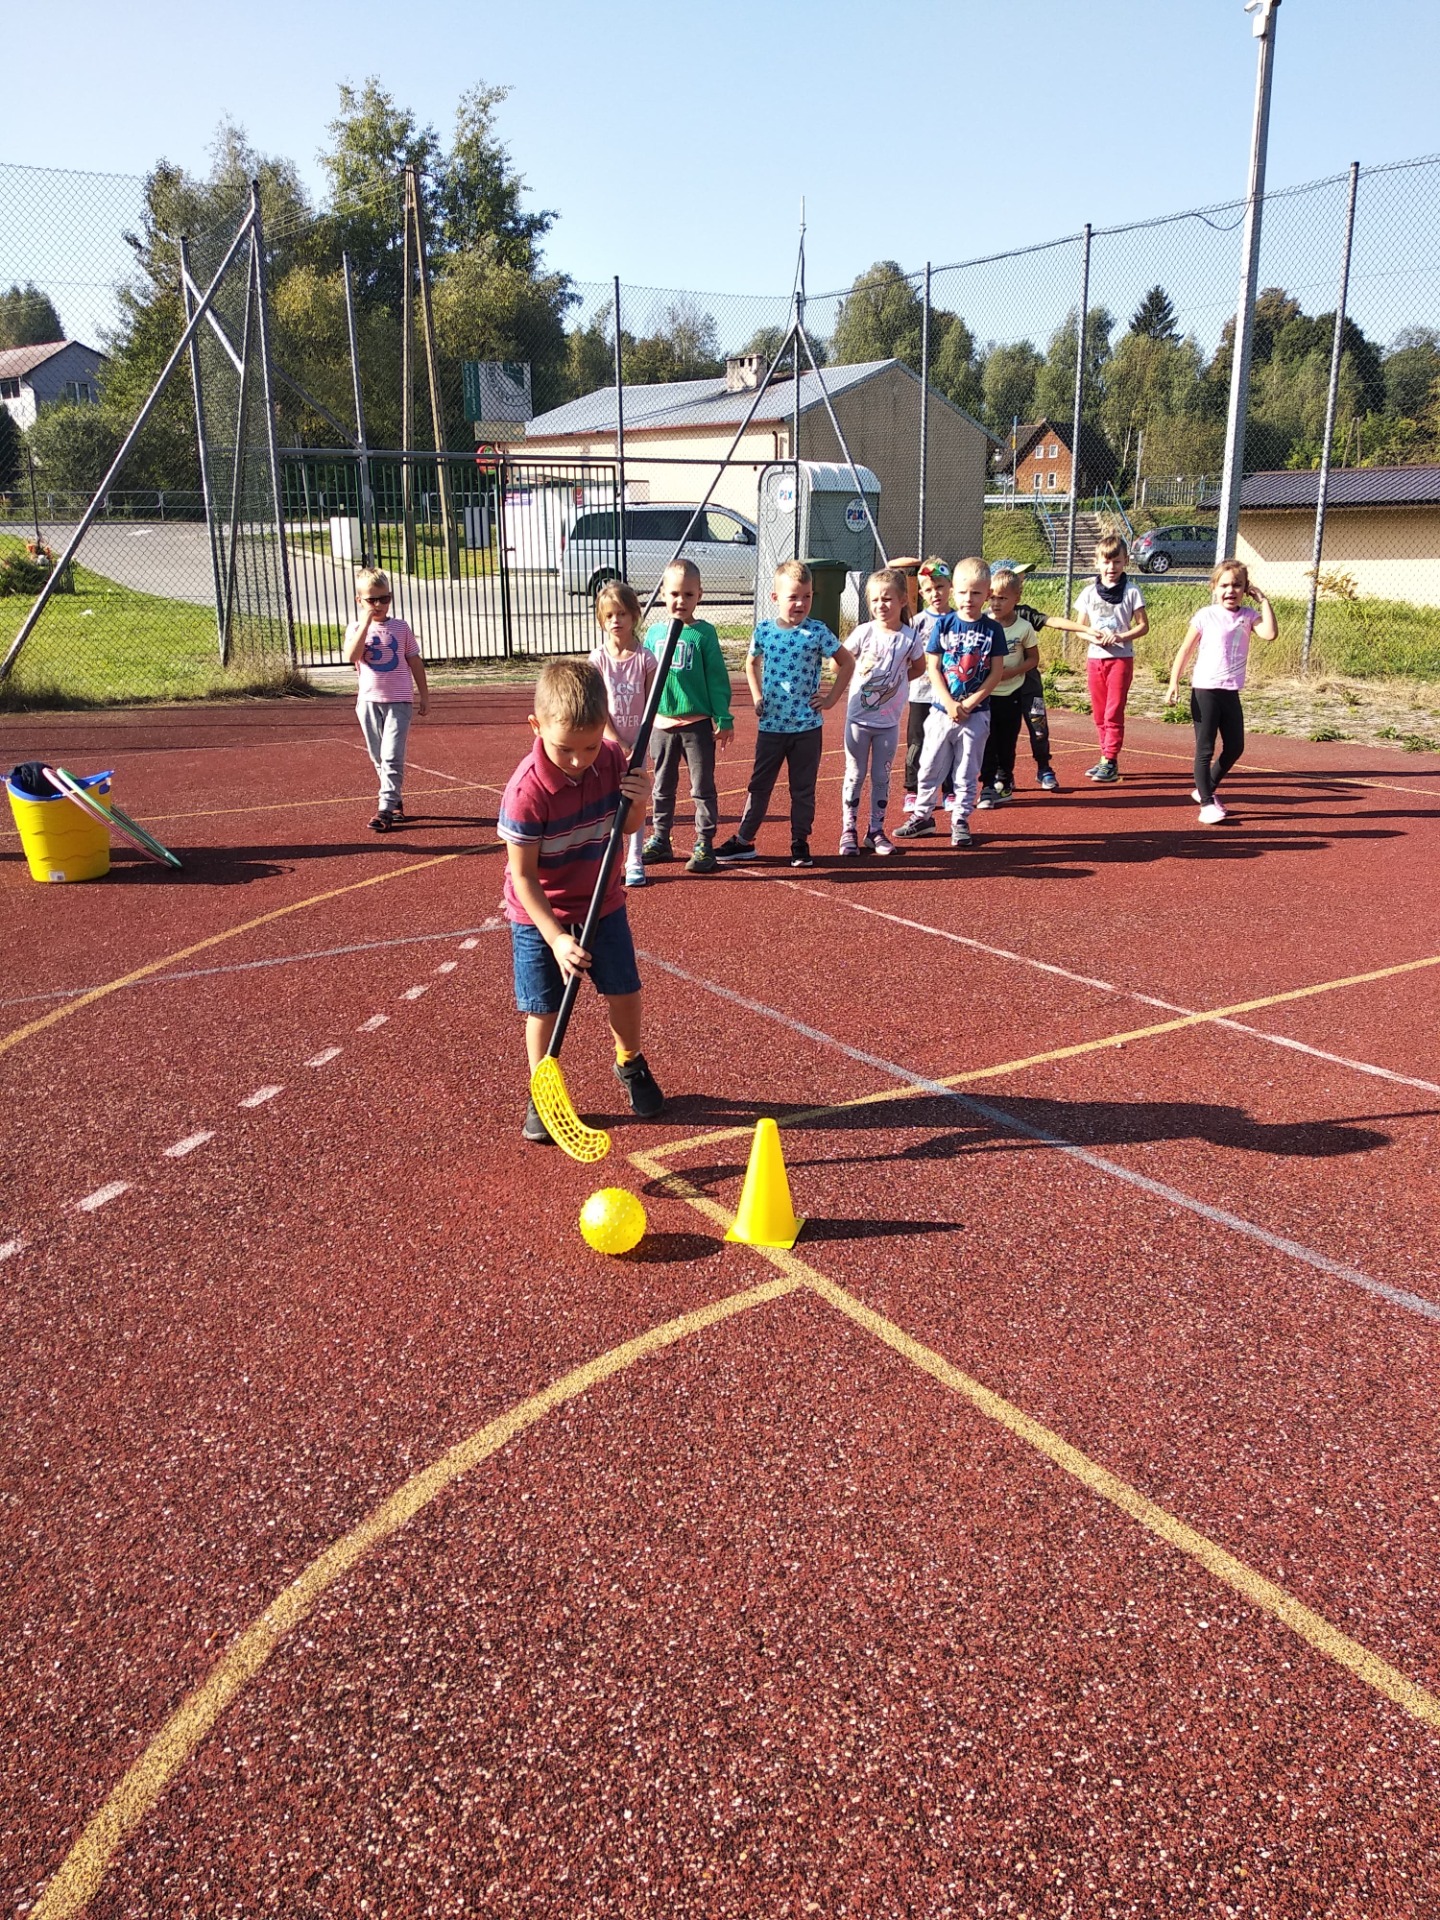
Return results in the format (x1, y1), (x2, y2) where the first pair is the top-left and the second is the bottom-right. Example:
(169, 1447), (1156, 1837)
(1215, 0), (1282, 565)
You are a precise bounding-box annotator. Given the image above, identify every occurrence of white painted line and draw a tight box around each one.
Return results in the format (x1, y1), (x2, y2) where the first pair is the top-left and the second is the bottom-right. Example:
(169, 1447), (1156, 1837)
(240, 1085), (283, 1108)
(305, 1047), (343, 1068)
(164, 1131), (214, 1159)
(459, 937), (480, 950)
(358, 1015), (389, 1032)
(0, 1238), (24, 1262)
(756, 875), (1440, 1098)
(76, 1182), (131, 1214)
(400, 985), (428, 1000)
(640, 950), (1440, 1328)
(434, 961), (458, 974)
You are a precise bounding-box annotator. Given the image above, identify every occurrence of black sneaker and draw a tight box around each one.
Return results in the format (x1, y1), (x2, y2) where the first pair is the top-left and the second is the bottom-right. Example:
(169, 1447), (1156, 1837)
(370, 810), (395, 833)
(641, 834), (674, 864)
(893, 813), (935, 838)
(614, 1052), (664, 1119)
(522, 1096), (554, 1144)
(951, 820), (974, 849)
(789, 841), (813, 868)
(714, 835), (758, 863)
(686, 844), (719, 874)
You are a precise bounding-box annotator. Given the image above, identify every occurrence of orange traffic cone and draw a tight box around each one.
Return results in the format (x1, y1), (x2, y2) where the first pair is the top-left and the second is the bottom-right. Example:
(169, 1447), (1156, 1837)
(725, 1117), (804, 1249)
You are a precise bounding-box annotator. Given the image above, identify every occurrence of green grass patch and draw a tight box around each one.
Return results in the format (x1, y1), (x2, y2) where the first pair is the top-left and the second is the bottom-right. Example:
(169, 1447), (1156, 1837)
(982, 507), (1051, 571)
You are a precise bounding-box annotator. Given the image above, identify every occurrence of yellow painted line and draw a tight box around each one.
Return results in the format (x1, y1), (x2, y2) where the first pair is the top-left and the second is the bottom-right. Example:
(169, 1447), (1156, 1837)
(644, 949), (1440, 1163)
(30, 1272), (802, 1919)
(0, 785), (502, 839)
(1058, 727), (1440, 798)
(0, 848), (490, 1061)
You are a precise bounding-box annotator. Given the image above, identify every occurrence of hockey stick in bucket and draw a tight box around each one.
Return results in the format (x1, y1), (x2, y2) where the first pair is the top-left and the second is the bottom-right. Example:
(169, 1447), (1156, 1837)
(529, 615), (685, 1163)
(43, 765), (184, 869)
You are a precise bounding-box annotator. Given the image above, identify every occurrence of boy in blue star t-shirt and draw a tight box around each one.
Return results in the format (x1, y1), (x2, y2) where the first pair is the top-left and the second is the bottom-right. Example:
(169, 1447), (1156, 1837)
(715, 560), (854, 869)
(893, 556), (1006, 850)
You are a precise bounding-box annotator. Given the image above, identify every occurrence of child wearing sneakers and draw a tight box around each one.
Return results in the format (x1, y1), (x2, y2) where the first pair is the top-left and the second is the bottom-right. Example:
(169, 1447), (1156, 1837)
(343, 567), (428, 832)
(894, 556), (1006, 850)
(904, 558), (952, 811)
(498, 658), (663, 1146)
(1165, 559), (1277, 824)
(589, 580), (659, 887)
(1074, 533), (1148, 784)
(641, 559), (733, 875)
(716, 560), (853, 869)
(976, 565), (1040, 810)
(837, 566), (926, 856)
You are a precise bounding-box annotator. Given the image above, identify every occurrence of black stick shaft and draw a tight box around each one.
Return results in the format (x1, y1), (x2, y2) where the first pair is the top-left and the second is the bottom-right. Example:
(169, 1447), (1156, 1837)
(544, 616), (686, 1062)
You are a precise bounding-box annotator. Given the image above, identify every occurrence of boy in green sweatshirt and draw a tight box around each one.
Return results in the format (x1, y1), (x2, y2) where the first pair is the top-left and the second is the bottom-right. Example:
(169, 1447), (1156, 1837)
(641, 558), (735, 874)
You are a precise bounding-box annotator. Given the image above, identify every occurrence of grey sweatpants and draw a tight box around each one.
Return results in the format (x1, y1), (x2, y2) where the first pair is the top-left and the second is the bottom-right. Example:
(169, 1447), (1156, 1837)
(358, 700), (413, 810)
(915, 706), (990, 825)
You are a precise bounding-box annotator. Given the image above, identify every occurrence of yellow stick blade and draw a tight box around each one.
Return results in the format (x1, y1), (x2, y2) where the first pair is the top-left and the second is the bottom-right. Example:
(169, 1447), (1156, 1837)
(530, 1057), (611, 1164)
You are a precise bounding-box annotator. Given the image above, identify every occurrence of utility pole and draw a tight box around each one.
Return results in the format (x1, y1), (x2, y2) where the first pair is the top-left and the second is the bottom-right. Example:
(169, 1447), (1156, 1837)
(1215, 0), (1282, 564)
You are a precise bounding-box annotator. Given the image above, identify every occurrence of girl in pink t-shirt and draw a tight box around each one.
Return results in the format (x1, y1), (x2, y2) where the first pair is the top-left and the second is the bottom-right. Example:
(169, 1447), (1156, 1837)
(343, 567), (428, 832)
(589, 581), (659, 888)
(1166, 560), (1277, 825)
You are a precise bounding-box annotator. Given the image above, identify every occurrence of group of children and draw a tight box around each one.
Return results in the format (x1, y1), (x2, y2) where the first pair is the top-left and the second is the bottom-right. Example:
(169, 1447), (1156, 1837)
(343, 534), (1277, 1141)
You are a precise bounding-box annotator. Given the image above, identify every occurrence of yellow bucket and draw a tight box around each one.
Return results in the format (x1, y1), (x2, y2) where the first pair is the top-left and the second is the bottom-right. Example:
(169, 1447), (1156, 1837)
(6, 770), (113, 883)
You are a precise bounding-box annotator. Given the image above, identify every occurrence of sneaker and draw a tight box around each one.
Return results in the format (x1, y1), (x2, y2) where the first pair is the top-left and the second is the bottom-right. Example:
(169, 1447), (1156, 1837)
(789, 841), (813, 868)
(641, 834), (674, 864)
(1089, 760), (1121, 784)
(370, 810), (395, 833)
(1084, 760), (1109, 780)
(625, 864), (647, 888)
(943, 795), (958, 813)
(614, 1052), (664, 1118)
(902, 793), (917, 813)
(975, 788), (1002, 811)
(686, 844), (719, 873)
(714, 835), (757, 863)
(951, 819), (974, 849)
(893, 814), (935, 839)
(993, 781), (1013, 803)
(1037, 768), (1059, 792)
(1198, 802), (1227, 825)
(1191, 788), (1204, 804)
(838, 825), (860, 857)
(870, 829), (896, 856)
(522, 1096), (554, 1145)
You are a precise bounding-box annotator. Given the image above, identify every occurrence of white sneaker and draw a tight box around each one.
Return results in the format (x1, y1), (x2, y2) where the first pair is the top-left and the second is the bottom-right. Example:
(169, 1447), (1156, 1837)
(902, 793), (917, 813)
(870, 829), (895, 856)
(1191, 789), (1204, 804)
(943, 796), (957, 813)
(625, 864), (648, 886)
(1198, 802), (1227, 825)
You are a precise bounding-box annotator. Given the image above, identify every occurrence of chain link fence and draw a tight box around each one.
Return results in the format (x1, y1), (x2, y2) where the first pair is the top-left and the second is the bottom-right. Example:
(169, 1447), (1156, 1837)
(2, 151), (1439, 702)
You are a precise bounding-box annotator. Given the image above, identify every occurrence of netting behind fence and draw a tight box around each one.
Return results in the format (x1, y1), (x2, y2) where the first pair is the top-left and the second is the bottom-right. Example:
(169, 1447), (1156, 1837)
(2, 150), (1439, 701)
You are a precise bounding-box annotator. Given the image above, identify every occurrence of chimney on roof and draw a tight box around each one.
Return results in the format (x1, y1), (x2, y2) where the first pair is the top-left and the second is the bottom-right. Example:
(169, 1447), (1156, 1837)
(725, 353), (765, 393)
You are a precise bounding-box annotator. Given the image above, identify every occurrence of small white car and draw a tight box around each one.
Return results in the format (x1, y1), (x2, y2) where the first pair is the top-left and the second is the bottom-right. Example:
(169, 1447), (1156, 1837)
(561, 502), (758, 601)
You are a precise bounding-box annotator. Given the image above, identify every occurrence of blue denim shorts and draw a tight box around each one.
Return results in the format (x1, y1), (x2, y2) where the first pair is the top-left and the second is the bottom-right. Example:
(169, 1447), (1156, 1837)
(510, 905), (642, 1014)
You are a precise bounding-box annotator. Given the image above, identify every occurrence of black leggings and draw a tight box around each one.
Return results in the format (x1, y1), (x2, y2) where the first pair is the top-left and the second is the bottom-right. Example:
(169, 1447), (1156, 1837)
(1192, 687), (1245, 804)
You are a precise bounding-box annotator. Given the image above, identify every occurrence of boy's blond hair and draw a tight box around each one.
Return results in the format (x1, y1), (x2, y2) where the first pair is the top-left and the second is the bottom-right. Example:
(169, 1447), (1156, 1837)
(1095, 532), (1129, 563)
(990, 567), (1022, 595)
(773, 559), (812, 588)
(663, 557), (701, 587)
(534, 658), (608, 731)
(953, 556), (991, 589)
(594, 580), (643, 629)
(355, 566), (391, 601)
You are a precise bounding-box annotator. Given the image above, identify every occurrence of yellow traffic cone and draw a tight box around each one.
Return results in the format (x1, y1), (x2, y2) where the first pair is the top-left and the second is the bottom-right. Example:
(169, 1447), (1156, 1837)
(725, 1117), (804, 1249)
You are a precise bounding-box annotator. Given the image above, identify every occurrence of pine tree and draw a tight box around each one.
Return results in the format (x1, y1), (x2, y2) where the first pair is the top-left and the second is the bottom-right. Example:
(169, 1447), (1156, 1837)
(1129, 286), (1179, 341)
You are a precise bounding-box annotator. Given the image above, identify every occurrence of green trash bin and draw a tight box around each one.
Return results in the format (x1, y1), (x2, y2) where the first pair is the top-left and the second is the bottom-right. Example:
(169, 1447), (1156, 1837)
(803, 558), (850, 637)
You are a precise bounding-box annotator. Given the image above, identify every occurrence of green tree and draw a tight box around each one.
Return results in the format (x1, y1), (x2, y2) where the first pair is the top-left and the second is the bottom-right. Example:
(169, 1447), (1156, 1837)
(0, 283), (64, 348)
(25, 404), (122, 496)
(831, 262), (922, 368)
(0, 406), (21, 491)
(1129, 286), (1178, 341)
(929, 312), (983, 415)
(1034, 306), (1113, 424)
(981, 341), (1041, 434)
(1383, 326), (1440, 418)
(623, 300), (724, 385)
(432, 241), (574, 426)
(1102, 331), (1205, 481)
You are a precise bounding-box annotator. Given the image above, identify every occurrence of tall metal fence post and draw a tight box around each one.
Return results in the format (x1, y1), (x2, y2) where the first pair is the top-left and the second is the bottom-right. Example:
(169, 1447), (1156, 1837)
(409, 166), (460, 579)
(1062, 224), (1092, 656)
(918, 263), (931, 557)
(248, 180), (298, 664)
(1216, 0), (1282, 564)
(613, 275), (627, 580)
(401, 172), (416, 576)
(1302, 160), (1360, 676)
(343, 250), (377, 567)
(179, 233), (226, 658)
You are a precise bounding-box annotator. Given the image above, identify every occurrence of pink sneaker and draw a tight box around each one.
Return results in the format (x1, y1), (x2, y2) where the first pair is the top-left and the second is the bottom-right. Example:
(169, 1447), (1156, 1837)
(870, 829), (895, 856)
(902, 793), (917, 813)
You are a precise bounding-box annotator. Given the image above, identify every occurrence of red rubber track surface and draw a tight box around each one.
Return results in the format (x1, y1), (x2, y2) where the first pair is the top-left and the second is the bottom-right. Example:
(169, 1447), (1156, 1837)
(2, 694), (1438, 1918)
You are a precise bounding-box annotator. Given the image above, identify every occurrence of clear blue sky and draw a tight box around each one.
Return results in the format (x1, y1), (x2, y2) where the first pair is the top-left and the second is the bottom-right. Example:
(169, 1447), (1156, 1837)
(4, 0), (1438, 310)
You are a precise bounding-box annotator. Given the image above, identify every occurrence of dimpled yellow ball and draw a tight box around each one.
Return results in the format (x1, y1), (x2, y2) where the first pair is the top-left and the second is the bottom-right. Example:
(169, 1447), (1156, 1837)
(578, 1186), (647, 1255)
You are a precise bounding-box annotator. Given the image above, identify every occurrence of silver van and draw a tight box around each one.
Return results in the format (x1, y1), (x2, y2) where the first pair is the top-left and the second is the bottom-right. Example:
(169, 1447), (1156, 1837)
(561, 502), (758, 601)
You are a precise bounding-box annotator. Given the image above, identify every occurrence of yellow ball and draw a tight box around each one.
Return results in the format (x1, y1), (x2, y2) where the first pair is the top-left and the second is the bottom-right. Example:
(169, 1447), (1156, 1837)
(578, 1186), (647, 1256)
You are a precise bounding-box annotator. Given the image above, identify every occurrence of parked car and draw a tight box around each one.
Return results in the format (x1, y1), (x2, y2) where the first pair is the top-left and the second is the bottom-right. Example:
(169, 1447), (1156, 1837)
(1132, 523), (1216, 574)
(561, 502), (758, 600)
